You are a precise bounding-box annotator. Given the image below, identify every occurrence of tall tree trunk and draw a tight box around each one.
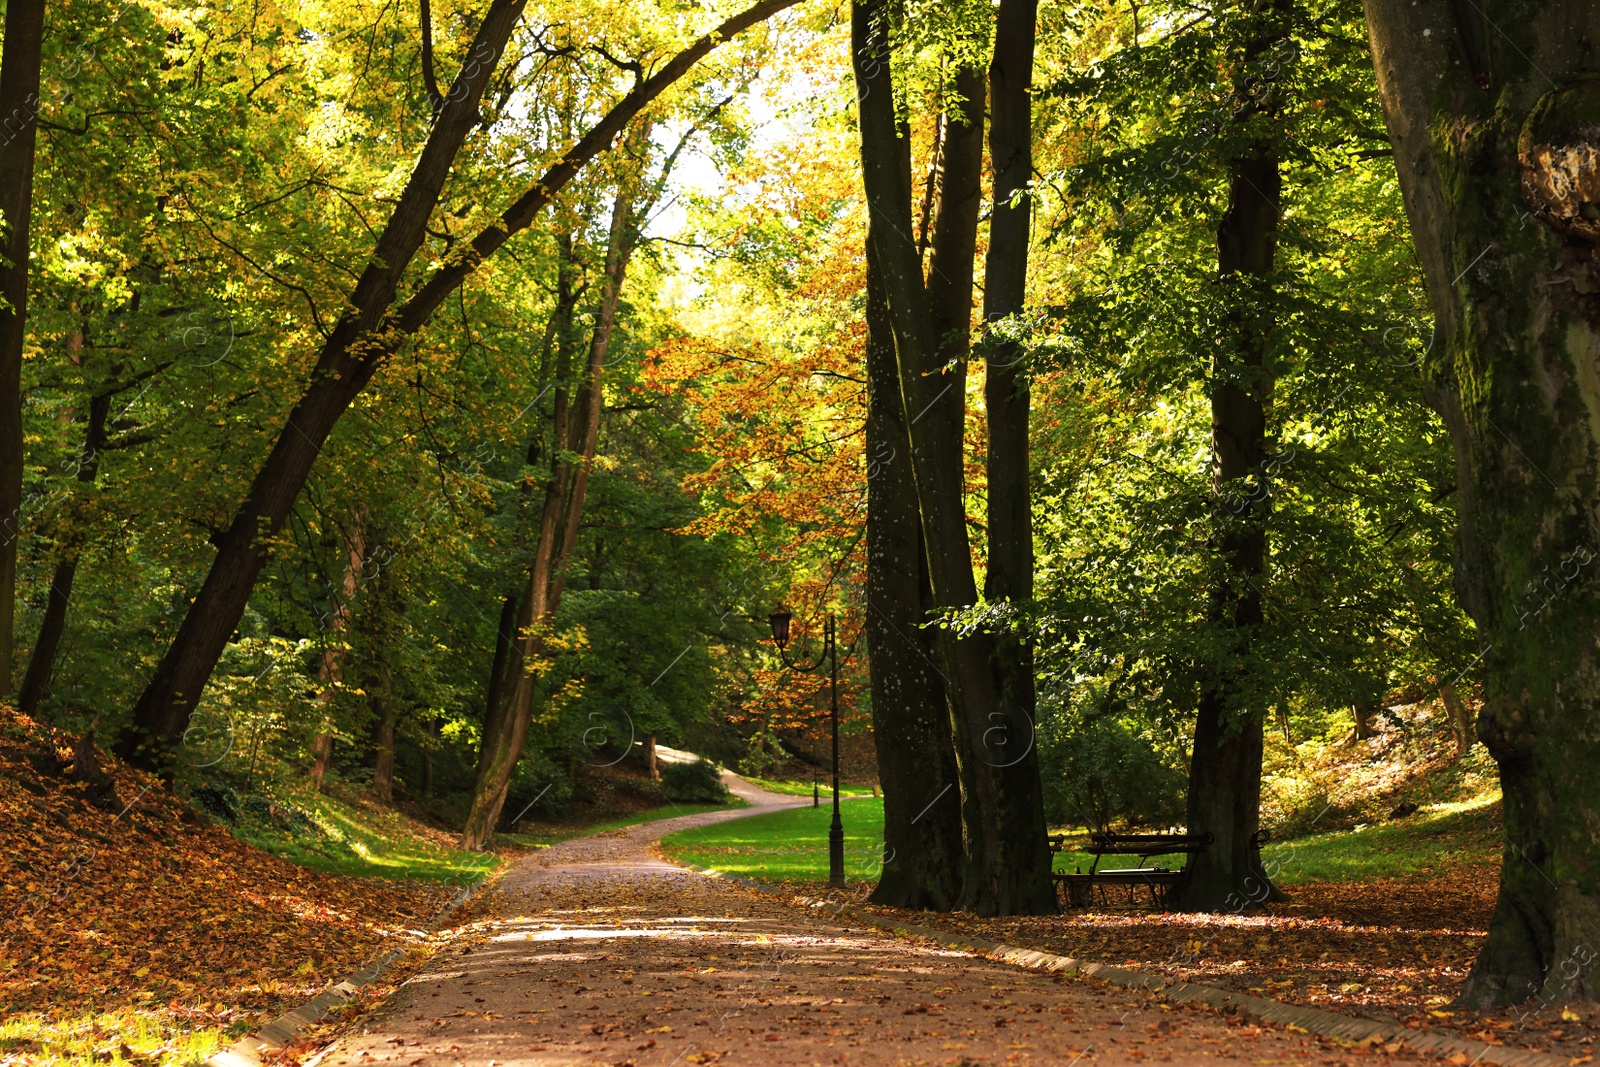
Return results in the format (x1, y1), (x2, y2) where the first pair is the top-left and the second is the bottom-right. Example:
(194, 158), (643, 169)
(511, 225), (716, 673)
(853, 0), (1055, 916)
(865, 228), (964, 909)
(1363, 0), (1600, 1006)
(981, 0), (1041, 867)
(476, 593), (518, 767)
(370, 691), (397, 802)
(0, 0), (46, 696)
(982, 0), (1037, 612)
(18, 391), (107, 714)
(309, 518), (366, 783)
(1176, 3), (1289, 913)
(115, 0), (797, 765)
(460, 181), (642, 849)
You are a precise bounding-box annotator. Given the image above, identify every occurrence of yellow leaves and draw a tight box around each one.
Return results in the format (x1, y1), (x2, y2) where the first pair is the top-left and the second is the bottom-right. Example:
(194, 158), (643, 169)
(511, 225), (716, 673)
(1563, 1008), (1581, 1022)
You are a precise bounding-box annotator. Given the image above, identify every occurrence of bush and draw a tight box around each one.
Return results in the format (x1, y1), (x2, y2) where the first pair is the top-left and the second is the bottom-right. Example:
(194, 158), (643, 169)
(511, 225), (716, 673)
(1040, 718), (1186, 831)
(736, 728), (788, 779)
(661, 758), (729, 803)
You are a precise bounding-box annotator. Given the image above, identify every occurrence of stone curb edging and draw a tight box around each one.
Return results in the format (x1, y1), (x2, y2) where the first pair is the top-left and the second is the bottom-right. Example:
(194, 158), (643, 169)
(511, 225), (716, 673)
(204, 865), (502, 1067)
(673, 860), (1568, 1067)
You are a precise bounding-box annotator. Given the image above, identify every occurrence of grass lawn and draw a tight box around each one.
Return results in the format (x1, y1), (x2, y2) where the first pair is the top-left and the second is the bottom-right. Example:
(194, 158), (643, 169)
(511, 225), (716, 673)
(742, 775), (877, 798)
(496, 798), (749, 849)
(1259, 794), (1500, 884)
(663, 794), (1502, 888)
(234, 785), (501, 884)
(660, 797), (886, 883)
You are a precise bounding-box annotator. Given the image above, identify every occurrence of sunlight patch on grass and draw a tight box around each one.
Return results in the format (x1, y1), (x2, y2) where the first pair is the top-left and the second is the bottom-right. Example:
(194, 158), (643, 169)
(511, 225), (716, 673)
(742, 776), (876, 798)
(0, 1010), (230, 1067)
(660, 798), (886, 884)
(232, 787), (498, 884)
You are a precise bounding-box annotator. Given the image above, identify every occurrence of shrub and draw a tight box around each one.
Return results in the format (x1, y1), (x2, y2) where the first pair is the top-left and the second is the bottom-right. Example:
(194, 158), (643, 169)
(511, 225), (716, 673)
(736, 728), (788, 779)
(1040, 718), (1187, 831)
(661, 758), (729, 803)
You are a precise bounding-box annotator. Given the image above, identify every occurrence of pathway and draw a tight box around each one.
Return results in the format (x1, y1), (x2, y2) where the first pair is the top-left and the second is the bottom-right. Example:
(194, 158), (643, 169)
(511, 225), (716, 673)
(319, 777), (1395, 1066)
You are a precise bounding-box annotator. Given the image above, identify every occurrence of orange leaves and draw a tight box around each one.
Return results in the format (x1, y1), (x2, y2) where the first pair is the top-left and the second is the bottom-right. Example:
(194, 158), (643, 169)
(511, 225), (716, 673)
(0, 709), (449, 1032)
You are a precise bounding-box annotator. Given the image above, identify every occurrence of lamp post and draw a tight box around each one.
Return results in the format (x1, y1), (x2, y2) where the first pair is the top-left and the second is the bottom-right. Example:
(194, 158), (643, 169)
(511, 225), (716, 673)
(769, 608), (844, 889)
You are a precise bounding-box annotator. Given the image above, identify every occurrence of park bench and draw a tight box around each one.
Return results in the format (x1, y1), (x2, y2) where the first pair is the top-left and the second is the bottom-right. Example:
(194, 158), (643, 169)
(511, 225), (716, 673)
(1050, 830), (1213, 909)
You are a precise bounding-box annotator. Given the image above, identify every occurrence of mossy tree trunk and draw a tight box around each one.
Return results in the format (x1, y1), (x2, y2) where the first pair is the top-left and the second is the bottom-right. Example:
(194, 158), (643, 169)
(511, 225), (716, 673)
(1364, 0), (1600, 1006)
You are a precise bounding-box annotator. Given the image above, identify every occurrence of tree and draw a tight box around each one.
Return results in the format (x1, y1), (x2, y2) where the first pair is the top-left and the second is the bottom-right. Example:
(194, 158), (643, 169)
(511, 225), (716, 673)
(462, 173), (646, 848)
(854, 0), (1055, 916)
(115, 0), (804, 766)
(1363, 0), (1600, 1006)
(864, 238), (965, 909)
(0, 0), (46, 695)
(1178, 0), (1292, 912)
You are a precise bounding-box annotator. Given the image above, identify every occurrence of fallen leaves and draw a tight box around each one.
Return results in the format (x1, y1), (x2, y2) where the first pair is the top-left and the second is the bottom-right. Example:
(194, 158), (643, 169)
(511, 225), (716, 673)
(0, 710), (454, 1063)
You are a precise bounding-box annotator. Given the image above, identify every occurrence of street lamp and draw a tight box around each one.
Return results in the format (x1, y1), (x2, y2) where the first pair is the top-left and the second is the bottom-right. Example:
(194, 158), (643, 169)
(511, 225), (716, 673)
(768, 607), (844, 889)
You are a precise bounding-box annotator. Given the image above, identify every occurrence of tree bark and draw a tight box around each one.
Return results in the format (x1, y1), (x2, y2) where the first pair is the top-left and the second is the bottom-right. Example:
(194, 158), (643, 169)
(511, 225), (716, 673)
(865, 226), (964, 910)
(422, 714), (440, 795)
(309, 519), (366, 783)
(460, 180), (642, 849)
(982, 0), (1037, 612)
(1352, 700), (1379, 742)
(1363, 0), (1600, 1006)
(0, 0), (46, 697)
(18, 391), (107, 715)
(1177, 4), (1288, 911)
(370, 690), (397, 802)
(853, 0), (1055, 916)
(980, 0), (1041, 887)
(1440, 682), (1473, 756)
(116, 0), (798, 765)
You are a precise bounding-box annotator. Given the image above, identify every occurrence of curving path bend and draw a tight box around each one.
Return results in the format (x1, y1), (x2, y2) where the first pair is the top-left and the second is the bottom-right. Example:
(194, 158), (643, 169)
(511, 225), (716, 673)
(319, 774), (1393, 1066)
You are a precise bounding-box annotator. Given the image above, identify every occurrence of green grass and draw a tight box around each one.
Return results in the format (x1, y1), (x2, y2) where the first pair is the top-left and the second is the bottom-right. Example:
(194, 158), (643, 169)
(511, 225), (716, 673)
(660, 797), (886, 883)
(0, 1009), (229, 1067)
(743, 776), (877, 798)
(495, 798), (749, 849)
(233, 787), (500, 884)
(662, 794), (1502, 889)
(1259, 794), (1501, 885)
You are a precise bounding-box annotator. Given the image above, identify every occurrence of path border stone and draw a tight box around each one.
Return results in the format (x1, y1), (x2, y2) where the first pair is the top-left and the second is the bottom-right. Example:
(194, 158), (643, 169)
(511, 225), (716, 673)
(675, 861), (1569, 1067)
(204, 865), (501, 1067)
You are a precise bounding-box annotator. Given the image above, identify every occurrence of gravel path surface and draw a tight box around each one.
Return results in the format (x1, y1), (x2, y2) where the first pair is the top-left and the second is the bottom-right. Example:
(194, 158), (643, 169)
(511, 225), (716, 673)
(319, 778), (1396, 1066)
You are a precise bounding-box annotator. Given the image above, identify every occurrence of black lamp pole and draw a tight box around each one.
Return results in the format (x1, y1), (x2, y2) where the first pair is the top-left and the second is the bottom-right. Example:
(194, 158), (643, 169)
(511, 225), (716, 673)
(769, 608), (845, 888)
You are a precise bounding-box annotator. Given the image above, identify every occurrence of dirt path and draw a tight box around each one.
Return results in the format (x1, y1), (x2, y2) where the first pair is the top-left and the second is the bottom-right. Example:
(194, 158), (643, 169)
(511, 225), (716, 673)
(318, 779), (1394, 1066)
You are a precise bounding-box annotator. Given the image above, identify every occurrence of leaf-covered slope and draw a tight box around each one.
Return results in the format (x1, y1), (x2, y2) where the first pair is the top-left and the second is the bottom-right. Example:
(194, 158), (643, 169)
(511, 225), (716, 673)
(0, 706), (450, 1054)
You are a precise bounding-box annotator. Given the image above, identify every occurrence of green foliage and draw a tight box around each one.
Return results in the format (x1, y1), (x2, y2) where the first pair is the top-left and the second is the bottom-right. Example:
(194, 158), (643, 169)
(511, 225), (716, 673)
(660, 758), (731, 804)
(1007, 0), (1475, 763)
(1038, 710), (1187, 831)
(736, 726), (790, 778)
